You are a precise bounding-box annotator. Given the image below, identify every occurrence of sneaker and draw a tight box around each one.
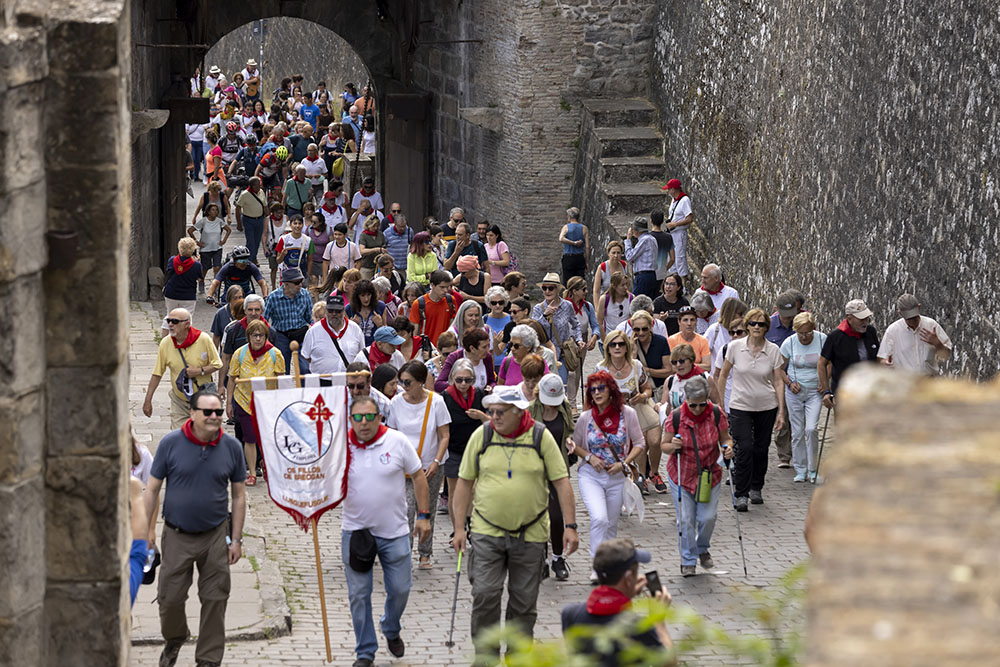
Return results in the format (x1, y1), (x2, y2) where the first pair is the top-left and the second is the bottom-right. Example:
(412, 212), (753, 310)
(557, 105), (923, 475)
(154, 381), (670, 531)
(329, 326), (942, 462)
(793, 472), (807, 483)
(699, 551), (714, 569)
(438, 495), (449, 515)
(636, 475), (648, 496)
(680, 564), (696, 577)
(590, 570), (599, 585)
(808, 470), (818, 483)
(749, 489), (763, 504)
(552, 556), (569, 581)
(352, 659), (374, 667)
(650, 473), (668, 494)
(386, 635), (405, 657)
(735, 496), (749, 512)
(777, 461), (792, 469)
(159, 637), (187, 667)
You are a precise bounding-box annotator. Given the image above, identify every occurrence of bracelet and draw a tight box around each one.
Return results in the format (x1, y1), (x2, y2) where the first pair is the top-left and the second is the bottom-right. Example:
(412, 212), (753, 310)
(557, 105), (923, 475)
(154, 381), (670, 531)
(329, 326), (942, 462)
(416, 512), (431, 520)
(564, 523), (578, 530)
(822, 390), (833, 396)
(433, 458), (442, 465)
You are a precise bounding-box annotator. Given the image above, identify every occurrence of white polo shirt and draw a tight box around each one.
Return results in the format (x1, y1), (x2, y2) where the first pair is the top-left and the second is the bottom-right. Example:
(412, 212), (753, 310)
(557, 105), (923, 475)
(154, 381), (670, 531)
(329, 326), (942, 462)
(388, 392), (452, 469)
(300, 318), (366, 373)
(877, 316), (952, 375)
(341, 428), (422, 538)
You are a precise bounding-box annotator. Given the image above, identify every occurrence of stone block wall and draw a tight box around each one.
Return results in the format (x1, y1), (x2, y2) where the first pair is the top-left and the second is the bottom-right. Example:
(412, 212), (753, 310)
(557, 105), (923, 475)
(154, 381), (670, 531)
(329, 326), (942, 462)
(650, 0), (1000, 379)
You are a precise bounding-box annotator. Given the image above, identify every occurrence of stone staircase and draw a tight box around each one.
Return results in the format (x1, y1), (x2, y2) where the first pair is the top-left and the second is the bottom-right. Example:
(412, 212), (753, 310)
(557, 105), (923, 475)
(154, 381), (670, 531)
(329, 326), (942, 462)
(571, 99), (667, 266)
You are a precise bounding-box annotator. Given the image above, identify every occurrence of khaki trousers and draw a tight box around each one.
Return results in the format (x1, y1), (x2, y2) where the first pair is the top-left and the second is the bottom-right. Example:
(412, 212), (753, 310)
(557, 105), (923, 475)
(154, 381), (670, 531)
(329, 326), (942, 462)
(774, 401), (791, 463)
(169, 391), (190, 430)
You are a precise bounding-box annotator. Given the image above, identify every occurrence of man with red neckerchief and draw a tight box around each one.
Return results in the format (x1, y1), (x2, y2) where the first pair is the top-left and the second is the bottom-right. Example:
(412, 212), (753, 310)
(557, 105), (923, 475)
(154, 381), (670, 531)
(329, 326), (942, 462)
(341, 396), (430, 667)
(143, 389), (246, 667)
(663, 178), (693, 278)
(301, 294), (366, 373)
(696, 263), (739, 326)
(143, 308), (223, 429)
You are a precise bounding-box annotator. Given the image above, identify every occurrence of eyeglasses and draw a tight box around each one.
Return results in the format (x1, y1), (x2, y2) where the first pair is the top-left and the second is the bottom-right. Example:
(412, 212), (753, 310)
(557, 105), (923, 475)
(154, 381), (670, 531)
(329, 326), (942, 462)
(633, 326), (649, 333)
(486, 407), (509, 417)
(510, 343), (523, 351)
(400, 378), (416, 387)
(454, 377), (474, 385)
(541, 285), (556, 291)
(728, 328), (747, 336)
(454, 217), (465, 223)
(391, 209), (401, 213)
(490, 301), (505, 306)
(608, 341), (626, 348)
(249, 333), (267, 339)
(688, 402), (708, 408)
(588, 384), (608, 393)
(197, 408), (225, 417)
(510, 308), (522, 315)
(166, 318), (189, 325)
(347, 382), (369, 391)
(671, 359), (692, 366)
(350, 413), (380, 422)
(748, 321), (768, 328)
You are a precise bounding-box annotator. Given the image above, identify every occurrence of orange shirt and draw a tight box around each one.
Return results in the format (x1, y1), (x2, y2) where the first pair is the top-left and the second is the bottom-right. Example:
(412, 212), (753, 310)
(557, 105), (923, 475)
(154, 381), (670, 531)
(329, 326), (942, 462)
(668, 332), (711, 365)
(409, 294), (456, 345)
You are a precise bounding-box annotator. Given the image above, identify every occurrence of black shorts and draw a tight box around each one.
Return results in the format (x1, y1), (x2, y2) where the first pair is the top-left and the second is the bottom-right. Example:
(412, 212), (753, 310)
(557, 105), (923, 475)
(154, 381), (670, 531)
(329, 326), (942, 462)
(201, 249), (223, 269)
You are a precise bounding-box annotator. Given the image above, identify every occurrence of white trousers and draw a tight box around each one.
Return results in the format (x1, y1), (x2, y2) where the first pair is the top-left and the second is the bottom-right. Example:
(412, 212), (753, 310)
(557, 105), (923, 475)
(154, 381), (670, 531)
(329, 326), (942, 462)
(578, 464), (626, 558)
(669, 228), (688, 277)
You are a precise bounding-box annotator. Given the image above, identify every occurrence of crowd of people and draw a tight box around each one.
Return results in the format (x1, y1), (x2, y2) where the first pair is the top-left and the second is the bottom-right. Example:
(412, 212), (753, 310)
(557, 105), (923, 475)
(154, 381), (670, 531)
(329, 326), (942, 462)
(133, 63), (956, 667)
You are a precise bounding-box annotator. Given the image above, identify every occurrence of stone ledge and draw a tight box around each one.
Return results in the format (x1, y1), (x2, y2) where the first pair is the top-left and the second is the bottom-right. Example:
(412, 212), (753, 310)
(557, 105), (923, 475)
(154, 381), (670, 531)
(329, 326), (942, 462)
(459, 107), (503, 133)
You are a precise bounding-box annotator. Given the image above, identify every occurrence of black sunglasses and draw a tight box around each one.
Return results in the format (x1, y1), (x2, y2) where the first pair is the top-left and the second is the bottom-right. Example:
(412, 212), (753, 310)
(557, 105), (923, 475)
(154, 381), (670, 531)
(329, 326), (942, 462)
(391, 209), (401, 213)
(688, 401), (708, 408)
(588, 384), (608, 393)
(511, 343), (523, 350)
(350, 413), (379, 422)
(454, 377), (474, 385)
(490, 301), (505, 306)
(287, 280), (303, 286)
(748, 321), (768, 328)
(197, 408), (225, 417)
(671, 359), (691, 366)
(608, 341), (626, 348)
(166, 318), (189, 325)
(347, 382), (369, 391)
(633, 326), (649, 333)
(400, 378), (416, 387)
(729, 328), (747, 336)
(541, 285), (556, 291)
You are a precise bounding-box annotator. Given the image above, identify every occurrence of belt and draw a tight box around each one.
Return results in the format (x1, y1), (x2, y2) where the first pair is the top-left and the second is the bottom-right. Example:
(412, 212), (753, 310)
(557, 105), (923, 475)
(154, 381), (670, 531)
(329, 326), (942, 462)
(635, 269), (655, 274)
(164, 519), (225, 536)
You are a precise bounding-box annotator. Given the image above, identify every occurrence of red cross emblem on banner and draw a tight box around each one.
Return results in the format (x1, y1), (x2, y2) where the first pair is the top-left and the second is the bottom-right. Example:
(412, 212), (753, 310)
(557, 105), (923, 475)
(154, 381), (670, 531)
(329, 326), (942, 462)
(305, 394), (333, 450)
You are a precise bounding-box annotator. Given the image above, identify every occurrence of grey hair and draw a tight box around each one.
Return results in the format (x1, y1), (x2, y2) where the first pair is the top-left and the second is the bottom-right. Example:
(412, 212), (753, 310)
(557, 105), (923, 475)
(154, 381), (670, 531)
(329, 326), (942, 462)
(307, 142), (318, 151)
(566, 206), (580, 220)
(449, 358), (476, 384)
(456, 222), (470, 234)
(691, 291), (714, 313)
(371, 276), (391, 294)
(485, 285), (509, 304)
(631, 294), (654, 314)
(450, 207), (465, 218)
(509, 324), (539, 349)
(243, 294), (265, 309)
(703, 263), (722, 279)
(248, 176), (261, 188)
(683, 375), (711, 403)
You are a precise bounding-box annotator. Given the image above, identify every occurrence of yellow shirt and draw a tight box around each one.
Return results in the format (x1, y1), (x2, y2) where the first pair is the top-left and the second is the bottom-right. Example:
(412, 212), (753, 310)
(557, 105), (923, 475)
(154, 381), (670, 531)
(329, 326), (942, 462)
(228, 344), (286, 413)
(406, 251), (438, 286)
(153, 332), (223, 402)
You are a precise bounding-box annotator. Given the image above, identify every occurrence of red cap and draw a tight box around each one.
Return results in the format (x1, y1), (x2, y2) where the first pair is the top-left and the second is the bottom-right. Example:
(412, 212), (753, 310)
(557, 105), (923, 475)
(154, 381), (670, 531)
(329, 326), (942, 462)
(663, 178), (682, 190)
(323, 191), (336, 199)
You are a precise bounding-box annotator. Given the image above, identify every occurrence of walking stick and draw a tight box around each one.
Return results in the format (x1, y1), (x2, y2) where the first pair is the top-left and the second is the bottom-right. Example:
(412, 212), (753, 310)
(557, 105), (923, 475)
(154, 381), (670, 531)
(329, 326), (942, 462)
(311, 517), (333, 663)
(814, 407), (832, 483)
(722, 445), (748, 577)
(445, 550), (463, 648)
(674, 448), (683, 544)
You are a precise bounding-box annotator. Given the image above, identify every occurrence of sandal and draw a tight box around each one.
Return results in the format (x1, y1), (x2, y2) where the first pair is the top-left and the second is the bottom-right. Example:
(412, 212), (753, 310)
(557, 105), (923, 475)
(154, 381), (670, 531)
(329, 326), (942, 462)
(247, 474), (257, 487)
(418, 556), (433, 570)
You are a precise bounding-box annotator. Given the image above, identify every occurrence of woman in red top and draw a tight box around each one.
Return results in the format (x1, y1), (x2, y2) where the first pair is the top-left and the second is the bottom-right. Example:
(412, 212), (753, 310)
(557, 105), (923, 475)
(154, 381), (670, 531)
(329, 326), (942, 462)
(204, 129), (227, 188)
(659, 375), (733, 576)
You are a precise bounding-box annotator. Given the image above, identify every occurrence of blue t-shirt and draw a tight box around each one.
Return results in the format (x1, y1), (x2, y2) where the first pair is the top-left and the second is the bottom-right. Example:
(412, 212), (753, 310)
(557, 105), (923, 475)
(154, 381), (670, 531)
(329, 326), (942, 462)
(215, 260), (264, 288)
(637, 333), (671, 387)
(149, 428), (246, 532)
(163, 256), (204, 300)
(485, 313), (512, 367)
(779, 331), (827, 392)
(299, 103), (321, 131)
(766, 312), (796, 345)
(211, 303), (237, 339)
(129, 540), (148, 607)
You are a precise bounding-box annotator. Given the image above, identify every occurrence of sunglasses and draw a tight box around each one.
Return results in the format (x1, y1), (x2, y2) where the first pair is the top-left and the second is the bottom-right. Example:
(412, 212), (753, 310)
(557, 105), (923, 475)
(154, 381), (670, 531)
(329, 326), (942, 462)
(728, 328), (747, 336)
(588, 384), (608, 393)
(166, 318), (189, 325)
(347, 382), (369, 391)
(510, 343), (523, 351)
(391, 209), (401, 213)
(287, 280), (303, 286)
(633, 326), (649, 333)
(490, 301), (505, 306)
(454, 377), (474, 385)
(510, 308), (522, 315)
(197, 408), (225, 417)
(350, 413), (380, 422)
(688, 402), (708, 408)
(671, 359), (692, 366)
(541, 285), (556, 291)
(748, 321), (768, 328)
(608, 341), (626, 348)
(400, 378), (416, 387)
(486, 407), (509, 417)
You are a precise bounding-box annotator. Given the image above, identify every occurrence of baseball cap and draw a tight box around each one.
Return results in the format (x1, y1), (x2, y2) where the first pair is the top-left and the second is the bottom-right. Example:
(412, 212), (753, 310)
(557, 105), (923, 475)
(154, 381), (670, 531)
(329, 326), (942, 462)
(482, 387), (530, 411)
(374, 326), (405, 345)
(896, 293), (920, 319)
(323, 191), (337, 199)
(776, 291), (799, 318)
(663, 178), (682, 190)
(327, 294), (345, 311)
(537, 373), (565, 406)
(281, 267), (304, 283)
(593, 537), (651, 584)
(844, 299), (873, 320)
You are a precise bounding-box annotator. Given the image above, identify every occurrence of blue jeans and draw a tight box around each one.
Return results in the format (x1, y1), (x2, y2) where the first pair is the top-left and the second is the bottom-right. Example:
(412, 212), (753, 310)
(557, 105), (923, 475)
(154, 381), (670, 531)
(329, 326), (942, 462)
(668, 475), (720, 566)
(340, 531), (412, 661)
(190, 140), (206, 180)
(786, 387), (822, 474)
(272, 329), (310, 375)
(242, 216), (264, 265)
(632, 270), (658, 299)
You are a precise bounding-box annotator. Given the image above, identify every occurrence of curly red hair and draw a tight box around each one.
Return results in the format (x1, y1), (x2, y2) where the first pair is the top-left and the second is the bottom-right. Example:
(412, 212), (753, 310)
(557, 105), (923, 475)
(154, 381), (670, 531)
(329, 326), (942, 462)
(583, 370), (625, 411)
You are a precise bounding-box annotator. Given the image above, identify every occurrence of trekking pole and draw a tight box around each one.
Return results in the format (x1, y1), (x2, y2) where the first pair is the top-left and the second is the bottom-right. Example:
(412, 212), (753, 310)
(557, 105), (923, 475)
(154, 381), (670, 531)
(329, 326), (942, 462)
(814, 407), (832, 483)
(445, 550), (463, 648)
(674, 447), (683, 543)
(722, 444), (748, 577)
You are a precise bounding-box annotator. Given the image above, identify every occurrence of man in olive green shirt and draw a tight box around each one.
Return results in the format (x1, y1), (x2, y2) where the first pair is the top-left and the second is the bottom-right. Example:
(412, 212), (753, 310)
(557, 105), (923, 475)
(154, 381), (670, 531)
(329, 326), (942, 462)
(452, 388), (579, 646)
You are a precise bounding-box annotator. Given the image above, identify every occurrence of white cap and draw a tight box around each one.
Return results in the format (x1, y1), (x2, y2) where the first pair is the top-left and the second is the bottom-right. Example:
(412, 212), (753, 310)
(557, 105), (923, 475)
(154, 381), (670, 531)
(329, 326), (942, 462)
(482, 387), (530, 410)
(537, 373), (565, 406)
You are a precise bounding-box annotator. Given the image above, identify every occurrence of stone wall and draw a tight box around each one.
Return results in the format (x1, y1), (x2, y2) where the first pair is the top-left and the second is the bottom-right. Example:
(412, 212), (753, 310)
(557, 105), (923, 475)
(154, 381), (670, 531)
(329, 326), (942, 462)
(650, 0), (1000, 379)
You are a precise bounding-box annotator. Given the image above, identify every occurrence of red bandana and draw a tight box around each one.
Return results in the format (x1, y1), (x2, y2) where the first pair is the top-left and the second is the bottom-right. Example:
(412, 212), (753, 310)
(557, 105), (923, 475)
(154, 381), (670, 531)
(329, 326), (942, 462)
(837, 318), (862, 339)
(585, 586), (632, 616)
(446, 384), (475, 410)
(172, 327), (202, 349)
(348, 423), (388, 449)
(181, 419), (222, 447)
(408, 336), (424, 360)
(248, 340), (275, 361)
(362, 229), (377, 236)
(173, 255), (195, 274)
(701, 282), (725, 296)
(494, 409), (535, 439)
(571, 299), (586, 315)
(673, 190), (688, 201)
(366, 343), (392, 372)
(675, 367), (703, 381)
(360, 186), (375, 197)
(681, 400), (714, 424)
(591, 402), (622, 435)
(294, 175), (305, 183)
(321, 317), (348, 340)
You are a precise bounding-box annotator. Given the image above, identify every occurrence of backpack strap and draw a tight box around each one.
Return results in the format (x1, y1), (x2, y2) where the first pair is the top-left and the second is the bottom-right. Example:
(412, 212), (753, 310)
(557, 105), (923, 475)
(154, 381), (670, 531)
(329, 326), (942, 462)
(445, 292), (455, 318)
(671, 408), (680, 437)
(237, 346), (247, 366)
(473, 422), (550, 538)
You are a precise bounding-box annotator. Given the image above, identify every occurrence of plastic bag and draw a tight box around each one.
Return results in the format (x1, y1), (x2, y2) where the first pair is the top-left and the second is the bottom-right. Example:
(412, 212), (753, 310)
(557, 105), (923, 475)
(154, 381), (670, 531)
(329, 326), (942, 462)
(621, 474), (645, 523)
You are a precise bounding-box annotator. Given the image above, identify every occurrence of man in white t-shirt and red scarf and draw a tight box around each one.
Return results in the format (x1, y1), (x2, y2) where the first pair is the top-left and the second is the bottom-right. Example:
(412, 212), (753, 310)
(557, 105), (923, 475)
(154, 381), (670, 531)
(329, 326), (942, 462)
(662, 178), (694, 278)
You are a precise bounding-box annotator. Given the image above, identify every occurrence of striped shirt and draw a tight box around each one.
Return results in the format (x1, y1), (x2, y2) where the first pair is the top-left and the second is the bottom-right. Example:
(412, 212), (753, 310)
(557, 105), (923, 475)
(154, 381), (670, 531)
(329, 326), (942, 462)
(624, 233), (658, 273)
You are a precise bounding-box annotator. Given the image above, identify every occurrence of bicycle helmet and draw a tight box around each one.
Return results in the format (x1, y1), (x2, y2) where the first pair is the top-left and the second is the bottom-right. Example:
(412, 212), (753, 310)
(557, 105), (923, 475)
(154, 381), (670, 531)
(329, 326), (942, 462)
(226, 121), (239, 132)
(231, 246), (251, 261)
(275, 146), (289, 160)
(244, 134), (258, 144)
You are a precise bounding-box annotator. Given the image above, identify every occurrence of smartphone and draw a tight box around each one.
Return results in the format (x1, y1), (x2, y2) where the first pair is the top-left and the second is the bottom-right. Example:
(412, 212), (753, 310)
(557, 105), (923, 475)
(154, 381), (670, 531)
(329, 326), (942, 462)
(645, 570), (662, 596)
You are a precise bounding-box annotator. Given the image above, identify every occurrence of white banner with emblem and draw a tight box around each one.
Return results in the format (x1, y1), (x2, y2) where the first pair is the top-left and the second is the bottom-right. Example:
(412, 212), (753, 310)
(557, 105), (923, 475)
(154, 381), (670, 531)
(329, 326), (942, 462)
(251, 373), (349, 530)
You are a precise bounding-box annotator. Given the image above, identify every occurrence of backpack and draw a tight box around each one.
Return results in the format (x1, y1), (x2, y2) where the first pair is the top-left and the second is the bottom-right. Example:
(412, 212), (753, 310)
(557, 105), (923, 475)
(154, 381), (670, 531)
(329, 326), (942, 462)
(415, 292), (455, 335)
(473, 422), (550, 537)
(670, 405), (721, 437)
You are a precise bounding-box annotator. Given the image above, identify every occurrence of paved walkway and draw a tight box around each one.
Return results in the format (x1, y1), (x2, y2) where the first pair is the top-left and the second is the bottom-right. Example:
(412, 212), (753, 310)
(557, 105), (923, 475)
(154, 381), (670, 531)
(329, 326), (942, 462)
(128, 183), (820, 665)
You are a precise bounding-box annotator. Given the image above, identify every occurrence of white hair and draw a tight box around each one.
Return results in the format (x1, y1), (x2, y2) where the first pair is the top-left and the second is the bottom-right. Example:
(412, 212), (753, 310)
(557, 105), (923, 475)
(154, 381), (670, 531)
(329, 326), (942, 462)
(450, 207), (464, 218)
(371, 276), (391, 294)
(631, 294), (654, 314)
(485, 285), (509, 304)
(243, 294), (265, 309)
(449, 358), (476, 384)
(509, 324), (539, 350)
(702, 263), (722, 279)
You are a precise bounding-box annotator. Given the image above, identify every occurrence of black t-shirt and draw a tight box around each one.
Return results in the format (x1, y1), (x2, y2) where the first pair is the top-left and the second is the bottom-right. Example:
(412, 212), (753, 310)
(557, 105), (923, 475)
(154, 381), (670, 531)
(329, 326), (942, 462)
(561, 603), (666, 666)
(443, 388), (485, 458)
(652, 295), (689, 336)
(637, 333), (671, 387)
(650, 230), (674, 280)
(820, 326), (881, 393)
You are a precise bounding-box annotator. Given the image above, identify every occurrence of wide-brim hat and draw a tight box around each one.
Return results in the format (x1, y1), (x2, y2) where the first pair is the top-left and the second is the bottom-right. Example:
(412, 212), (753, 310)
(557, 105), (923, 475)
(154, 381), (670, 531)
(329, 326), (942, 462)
(246, 58), (258, 66)
(208, 65), (221, 75)
(536, 272), (563, 288)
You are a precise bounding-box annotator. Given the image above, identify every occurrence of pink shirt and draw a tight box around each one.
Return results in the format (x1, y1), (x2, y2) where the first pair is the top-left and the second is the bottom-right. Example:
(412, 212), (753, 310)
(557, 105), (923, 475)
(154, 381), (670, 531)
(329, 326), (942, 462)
(485, 241), (509, 283)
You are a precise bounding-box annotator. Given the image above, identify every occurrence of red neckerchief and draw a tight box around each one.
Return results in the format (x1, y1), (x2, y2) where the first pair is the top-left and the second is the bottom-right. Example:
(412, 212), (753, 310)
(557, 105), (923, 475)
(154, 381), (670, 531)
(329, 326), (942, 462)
(676, 366), (703, 381)
(586, 586), (632, 616)
(241, 111), (253, 118)
(673, 191), (688, 201)
(322, 203), (341, 214)
(172, 327), (202, 349)
(173, 255), (195, 274)
(362, 229), (377, 236)
(446, 384), (474, 410)
(494, 410), (534, 439)
(248, 340), (275, 361)
(386, 213), (395, 225)
(270, 214), (283, 223)
(409, 336), (424, 360)
(591, 402), (622, 435)
(181, 419), (222, 447)
(838, 318), (862, 339)
(698, 308), (716, 322)
(701, 282), (725, 296)
(681, 400), (714, 424)
(348, 423), (388, 449)
(294, 175), (305, 183)
(239, 316), (269, 330)
(321, 317), (348, 340)
(366, 343), (392, 371)
(571, 298), (586, 315)
(360, 186), (375, 197)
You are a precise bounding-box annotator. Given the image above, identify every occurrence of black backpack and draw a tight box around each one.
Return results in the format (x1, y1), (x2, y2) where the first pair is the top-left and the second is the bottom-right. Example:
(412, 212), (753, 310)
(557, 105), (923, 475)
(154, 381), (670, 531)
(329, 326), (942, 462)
(472, 422), (550, 537)
(415, 292), (455, 335)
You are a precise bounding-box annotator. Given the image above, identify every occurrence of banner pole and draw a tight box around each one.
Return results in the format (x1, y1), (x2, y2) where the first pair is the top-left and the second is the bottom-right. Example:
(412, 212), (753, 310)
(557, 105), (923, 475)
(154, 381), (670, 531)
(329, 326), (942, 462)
(312, 516), (333, 663)
(290, 341), (302, 386)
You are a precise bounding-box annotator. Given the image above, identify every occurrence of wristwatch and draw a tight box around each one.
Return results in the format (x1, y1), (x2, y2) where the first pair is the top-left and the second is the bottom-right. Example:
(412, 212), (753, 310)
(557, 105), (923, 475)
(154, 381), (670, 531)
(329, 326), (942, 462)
(584, 453), (592, 463)
(416, 511), (431, 521)
(564, 523), (578, 530)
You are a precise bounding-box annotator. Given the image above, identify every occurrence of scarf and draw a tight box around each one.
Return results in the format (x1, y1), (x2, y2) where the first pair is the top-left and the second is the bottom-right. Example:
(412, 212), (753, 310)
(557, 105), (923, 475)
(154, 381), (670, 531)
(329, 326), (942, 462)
(360, 186), (375, 197)
(837, 318), (862, 339)
(239, 316), (269, 330)
(294, 175), (305, 183)
(362, 229), (378, 236)
(322, 203), (341, 215)
(348, 423), (388, 449)
(571, 298), (586, 316)
(681, 400), (714, 424)
(675, 366), (703, 381)
(320, 317), (348, 340)
(591, 402), (622, 436)
(172, 327), (202, 349)
(409, 335), (424, 360)
(701, 282), (725, 296)
(585, 586), (632, 616)
(494, 409), (535, 439)
(181, 419), (222, 447)
(673, 190), (688, 201)
(270, 213), (283, 224)
(446, 384), (475, 411)
(173, 255), (195, 274)
(366, 343), (392, 372)
(248, 340), (275, 361)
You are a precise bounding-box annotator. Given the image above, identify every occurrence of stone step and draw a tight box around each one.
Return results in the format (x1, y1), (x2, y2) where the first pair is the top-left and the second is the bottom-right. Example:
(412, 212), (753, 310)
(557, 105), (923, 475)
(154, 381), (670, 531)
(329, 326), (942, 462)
(600, 156), (666, 183)
(602, 182), (669, 214)
(605, 214), (636, 237)
(582, 98), (657, 127)
(593, 126), (662, 158)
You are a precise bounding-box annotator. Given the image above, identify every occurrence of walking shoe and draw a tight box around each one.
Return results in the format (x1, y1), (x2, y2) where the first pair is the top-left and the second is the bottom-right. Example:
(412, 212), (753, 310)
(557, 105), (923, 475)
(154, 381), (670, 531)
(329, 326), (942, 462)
(680, 564), (696, 577)
(158, 637), (186, 667)
(777, 461), (792, 469)
(749, 489), (764, 504)
(541, 560), (550, 579)
(808, 470), (818, 483)
(438, 495), (450, 515)
(699, 552), (714, 569)
(635, 474), (649, 496)
(387, 635), (405, 657)
(552, 556), (570, 581)
(793, 472), (807, 483)
(590, 570), (599, 585)
(650, 473), (668, 494)
(735, 496), (749, 512)
(352, 659), (374, 667)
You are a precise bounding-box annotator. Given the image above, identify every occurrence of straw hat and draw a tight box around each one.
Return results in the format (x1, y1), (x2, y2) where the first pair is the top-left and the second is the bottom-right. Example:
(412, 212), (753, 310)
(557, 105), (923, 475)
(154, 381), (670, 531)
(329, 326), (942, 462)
(536, 272), (562, 288)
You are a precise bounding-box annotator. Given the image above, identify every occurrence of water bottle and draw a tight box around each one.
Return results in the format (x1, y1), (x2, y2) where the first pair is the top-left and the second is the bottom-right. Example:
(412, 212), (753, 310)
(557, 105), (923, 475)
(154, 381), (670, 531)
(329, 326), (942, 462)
(143, 546), (156, 573)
